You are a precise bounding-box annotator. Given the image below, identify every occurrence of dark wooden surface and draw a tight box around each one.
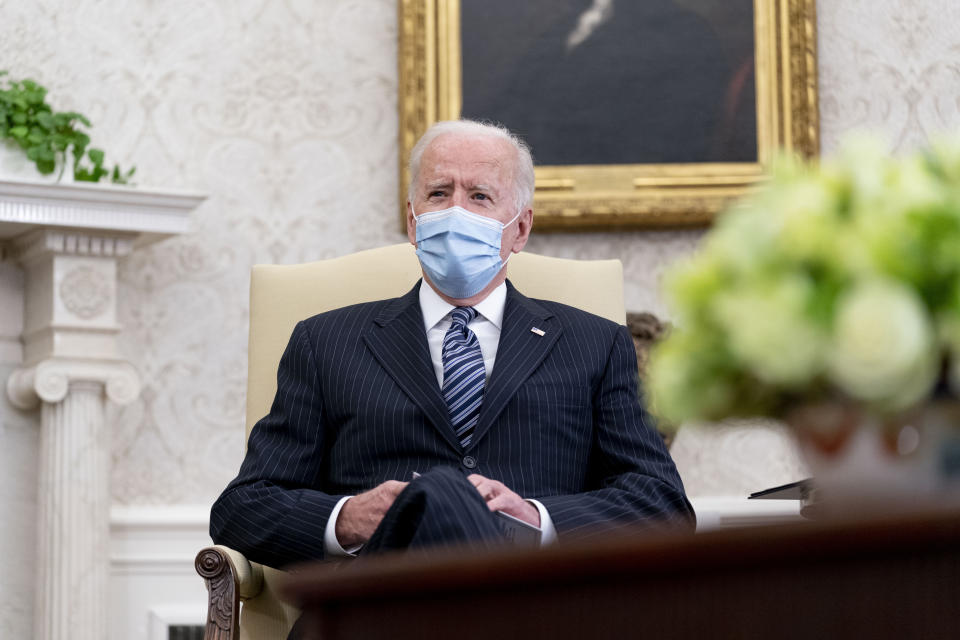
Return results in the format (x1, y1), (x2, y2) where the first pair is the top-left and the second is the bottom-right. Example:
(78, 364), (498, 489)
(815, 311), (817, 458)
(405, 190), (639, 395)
(280, 508), (960, 640)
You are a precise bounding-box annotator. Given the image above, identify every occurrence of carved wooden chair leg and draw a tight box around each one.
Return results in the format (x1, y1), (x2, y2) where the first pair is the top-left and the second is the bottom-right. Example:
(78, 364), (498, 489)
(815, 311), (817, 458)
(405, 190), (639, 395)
(196, 547), (240, 640)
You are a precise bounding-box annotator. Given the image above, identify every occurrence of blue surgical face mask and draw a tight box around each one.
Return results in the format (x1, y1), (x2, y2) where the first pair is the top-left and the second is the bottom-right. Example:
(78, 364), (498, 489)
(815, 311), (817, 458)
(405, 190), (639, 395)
(413, 205), (522, 299)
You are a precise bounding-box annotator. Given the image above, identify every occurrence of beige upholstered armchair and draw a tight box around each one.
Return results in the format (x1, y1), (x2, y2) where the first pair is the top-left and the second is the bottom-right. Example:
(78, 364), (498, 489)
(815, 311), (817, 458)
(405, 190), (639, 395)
(195, 243), (626, 640)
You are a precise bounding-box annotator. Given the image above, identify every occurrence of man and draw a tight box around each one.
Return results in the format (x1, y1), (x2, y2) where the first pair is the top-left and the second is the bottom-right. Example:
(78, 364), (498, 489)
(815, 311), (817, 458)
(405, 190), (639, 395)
(210, 120), (693, 567)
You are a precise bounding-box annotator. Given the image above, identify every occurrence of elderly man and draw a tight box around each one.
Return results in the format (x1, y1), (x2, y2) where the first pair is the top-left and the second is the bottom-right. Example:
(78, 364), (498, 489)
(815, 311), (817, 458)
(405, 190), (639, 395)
(210, 120), (693, 566)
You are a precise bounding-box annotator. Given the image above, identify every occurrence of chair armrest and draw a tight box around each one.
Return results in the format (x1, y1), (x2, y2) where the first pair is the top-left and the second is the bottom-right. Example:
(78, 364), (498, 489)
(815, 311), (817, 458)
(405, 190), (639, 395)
(212, 545), (265, 599)
(196, 545), (266, 640)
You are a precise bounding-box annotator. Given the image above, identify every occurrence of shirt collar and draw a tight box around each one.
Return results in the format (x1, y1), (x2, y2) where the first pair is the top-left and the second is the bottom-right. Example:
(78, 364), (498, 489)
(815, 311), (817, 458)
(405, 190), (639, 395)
(419, 280), (507, 332)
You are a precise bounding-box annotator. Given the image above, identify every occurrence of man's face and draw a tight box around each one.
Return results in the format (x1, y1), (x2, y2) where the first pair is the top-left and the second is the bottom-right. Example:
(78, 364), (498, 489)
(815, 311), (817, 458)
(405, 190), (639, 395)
(406, 133), (532, 267)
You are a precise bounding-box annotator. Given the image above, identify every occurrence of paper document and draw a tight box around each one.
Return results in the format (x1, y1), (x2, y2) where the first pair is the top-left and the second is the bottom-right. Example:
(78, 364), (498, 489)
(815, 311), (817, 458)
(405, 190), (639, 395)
(496, 510), (542, 546)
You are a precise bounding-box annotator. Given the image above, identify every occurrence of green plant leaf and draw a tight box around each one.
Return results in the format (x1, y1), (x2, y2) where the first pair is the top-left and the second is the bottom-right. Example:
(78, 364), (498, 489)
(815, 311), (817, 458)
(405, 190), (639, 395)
(116, 166), (137, 184)
(25, 89), (46, 106)
(2, 72), (134, 185)
(60, 111), (92, 127)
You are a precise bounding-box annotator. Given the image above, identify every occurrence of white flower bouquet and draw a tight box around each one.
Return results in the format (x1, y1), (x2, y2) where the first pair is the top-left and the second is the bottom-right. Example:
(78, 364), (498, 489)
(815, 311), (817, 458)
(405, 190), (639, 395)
(649, 135), (960, 427)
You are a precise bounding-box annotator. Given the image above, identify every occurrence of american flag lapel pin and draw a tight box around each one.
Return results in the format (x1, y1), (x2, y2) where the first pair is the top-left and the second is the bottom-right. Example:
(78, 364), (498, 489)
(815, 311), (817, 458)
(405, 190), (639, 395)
(530, 327), (545, 336)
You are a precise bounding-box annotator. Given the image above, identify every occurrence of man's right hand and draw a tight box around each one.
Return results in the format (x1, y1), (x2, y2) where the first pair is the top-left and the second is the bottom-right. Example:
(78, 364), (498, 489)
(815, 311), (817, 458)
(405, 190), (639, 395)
(334, 480), (408, 548)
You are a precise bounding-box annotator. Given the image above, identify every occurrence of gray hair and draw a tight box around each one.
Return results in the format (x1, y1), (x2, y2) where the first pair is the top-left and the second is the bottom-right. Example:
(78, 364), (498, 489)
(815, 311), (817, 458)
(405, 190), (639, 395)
(407, 119), (535, 211)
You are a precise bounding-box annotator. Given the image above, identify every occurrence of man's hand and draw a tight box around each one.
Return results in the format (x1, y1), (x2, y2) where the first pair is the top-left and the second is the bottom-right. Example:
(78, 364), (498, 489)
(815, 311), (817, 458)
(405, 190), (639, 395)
(335, 480), (408, 548)
(468, 474), (541, 527)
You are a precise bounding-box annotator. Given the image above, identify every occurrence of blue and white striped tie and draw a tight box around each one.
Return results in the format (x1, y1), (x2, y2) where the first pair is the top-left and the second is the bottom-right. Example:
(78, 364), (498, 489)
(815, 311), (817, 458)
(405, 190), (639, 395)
(441, 307), (485, 448)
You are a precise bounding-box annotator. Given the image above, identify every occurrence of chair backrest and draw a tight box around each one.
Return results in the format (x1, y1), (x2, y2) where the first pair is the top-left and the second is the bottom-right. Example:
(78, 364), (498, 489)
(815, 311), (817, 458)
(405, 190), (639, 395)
(245, 243), (625, 436)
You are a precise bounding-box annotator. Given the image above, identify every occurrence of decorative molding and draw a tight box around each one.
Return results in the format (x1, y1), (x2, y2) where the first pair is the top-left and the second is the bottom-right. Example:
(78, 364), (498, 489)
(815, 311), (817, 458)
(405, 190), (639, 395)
(12, 228), (135, 263)
(0, 179), (203, 244)
(785, 0), (821, 158)
(7, 358), (140, 409)
(397, 0), (432, 215)
(109, 505), (211, 576)
(111, 504), (212, 530)
(532, 194), (737, 229)
(60, 266), (112, 319)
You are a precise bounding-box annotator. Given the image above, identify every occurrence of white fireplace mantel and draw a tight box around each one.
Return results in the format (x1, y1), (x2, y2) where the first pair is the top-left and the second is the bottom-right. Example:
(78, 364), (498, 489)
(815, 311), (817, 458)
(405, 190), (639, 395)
(0, 177), (198, 243)
(0, 178), (204, 640)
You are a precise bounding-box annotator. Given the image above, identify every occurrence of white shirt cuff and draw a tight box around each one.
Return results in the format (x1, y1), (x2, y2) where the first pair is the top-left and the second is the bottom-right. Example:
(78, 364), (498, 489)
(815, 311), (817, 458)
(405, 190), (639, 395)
(526, 499), (558, 546)
(324, 495), (363, 557)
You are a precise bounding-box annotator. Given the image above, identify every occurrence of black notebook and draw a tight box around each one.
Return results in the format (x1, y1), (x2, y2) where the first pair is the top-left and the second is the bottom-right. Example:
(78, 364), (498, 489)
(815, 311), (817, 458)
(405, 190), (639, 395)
(748, 479), (811, 500)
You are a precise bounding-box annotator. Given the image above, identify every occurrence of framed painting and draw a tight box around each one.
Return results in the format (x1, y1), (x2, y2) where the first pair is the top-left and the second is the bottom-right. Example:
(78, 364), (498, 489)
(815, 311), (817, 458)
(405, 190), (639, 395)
(398, 0), (819, 230)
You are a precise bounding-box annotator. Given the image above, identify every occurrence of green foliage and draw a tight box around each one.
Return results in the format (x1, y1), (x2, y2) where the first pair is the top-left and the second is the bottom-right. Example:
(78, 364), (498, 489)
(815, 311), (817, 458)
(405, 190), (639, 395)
(0, 71), (135, 184)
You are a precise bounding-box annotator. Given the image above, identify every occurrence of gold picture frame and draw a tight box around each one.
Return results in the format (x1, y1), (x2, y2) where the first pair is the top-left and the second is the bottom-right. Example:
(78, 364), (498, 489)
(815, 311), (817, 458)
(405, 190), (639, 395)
(398, 0), (819, 230)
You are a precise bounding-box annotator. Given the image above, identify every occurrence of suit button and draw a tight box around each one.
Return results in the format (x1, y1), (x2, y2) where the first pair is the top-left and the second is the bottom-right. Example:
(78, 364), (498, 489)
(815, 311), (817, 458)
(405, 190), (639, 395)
(462, 455), (477, 469)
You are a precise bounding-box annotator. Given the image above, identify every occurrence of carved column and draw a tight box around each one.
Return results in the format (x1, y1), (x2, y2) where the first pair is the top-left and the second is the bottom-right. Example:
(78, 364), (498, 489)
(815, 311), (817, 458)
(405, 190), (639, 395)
(8, 364), (138, 640)
(5, 229), (141, 640)
(38, 382), (108, 639)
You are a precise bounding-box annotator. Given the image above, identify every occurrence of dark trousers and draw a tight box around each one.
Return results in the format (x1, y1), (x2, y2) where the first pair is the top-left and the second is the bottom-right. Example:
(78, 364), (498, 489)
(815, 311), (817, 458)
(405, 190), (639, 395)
(287, 466), (508, 639)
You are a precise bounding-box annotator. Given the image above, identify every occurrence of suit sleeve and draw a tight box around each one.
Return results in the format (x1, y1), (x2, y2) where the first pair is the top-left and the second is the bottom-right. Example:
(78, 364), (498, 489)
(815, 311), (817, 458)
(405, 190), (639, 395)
(209, 320), (345, 567)
(536, 325), (696, 538)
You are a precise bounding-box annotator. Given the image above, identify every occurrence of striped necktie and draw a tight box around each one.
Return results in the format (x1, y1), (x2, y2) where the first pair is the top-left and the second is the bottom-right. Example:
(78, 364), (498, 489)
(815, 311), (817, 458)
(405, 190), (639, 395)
(441, 307), (485, 448)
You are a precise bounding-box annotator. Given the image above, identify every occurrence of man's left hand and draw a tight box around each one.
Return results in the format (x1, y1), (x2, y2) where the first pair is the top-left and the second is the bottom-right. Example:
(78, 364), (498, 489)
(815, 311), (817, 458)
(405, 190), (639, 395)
(467, 474), (541, 527)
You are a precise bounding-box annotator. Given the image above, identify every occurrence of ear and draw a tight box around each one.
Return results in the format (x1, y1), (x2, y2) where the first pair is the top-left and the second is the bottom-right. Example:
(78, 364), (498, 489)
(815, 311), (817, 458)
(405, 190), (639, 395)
(510, 207), (534, 253)
(406, 201), (417, 246)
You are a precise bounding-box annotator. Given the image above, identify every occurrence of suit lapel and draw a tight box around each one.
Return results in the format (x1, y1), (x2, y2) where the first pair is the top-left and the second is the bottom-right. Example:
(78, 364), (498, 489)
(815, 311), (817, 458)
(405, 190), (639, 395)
(362, 281), (462, 453)
(470, 281), (561, 449)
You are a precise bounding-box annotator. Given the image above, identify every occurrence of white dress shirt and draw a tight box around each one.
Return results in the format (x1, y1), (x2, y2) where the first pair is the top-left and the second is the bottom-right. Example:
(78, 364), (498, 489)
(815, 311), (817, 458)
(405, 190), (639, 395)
(324, 280), (557, 556)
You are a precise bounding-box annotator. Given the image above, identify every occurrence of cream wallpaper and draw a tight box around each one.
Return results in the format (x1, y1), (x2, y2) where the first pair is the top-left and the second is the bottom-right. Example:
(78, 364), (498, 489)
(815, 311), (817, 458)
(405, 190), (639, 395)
(818, 0), (960, 153)
(1, 0), (959, 513)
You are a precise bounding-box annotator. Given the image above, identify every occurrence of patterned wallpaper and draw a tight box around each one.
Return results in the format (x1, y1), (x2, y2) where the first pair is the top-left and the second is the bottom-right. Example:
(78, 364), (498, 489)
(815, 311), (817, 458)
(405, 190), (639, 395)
(818, 0), (960, 153)
(2, 0), (960, 508)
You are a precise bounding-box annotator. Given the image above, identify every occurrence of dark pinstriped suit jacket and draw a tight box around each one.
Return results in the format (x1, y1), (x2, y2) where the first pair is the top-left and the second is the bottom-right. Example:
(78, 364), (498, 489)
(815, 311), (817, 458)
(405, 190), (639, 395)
(210, 280), (693, 568)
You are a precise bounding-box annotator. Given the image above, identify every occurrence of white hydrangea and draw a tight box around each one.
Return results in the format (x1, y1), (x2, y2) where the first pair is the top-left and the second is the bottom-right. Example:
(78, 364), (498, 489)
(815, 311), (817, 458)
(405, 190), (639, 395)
(828, 279), (938, 410)
(712, 275), (826, 387)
